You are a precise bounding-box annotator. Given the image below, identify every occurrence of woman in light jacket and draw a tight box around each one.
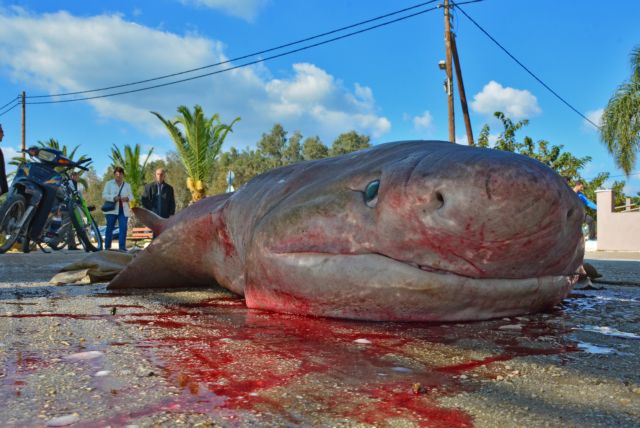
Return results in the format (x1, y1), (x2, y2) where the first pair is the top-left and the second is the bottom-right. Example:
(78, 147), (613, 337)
(102, 166), (134, 252)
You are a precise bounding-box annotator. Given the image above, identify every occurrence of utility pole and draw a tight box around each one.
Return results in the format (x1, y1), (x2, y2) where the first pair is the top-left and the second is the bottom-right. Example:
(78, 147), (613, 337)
(443, 0), (455, 143)
(451, 34), (474, 145)
(21, 91), (26, 159)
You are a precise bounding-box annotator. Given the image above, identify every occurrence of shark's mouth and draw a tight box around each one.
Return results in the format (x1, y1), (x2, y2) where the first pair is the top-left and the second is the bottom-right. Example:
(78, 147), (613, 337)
(273, 250), (579, 281)
(248, 252), (579, 322)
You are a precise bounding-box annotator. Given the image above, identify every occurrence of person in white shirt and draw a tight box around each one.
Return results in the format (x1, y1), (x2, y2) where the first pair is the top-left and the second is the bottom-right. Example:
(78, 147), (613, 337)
(102, 166), (134, 252)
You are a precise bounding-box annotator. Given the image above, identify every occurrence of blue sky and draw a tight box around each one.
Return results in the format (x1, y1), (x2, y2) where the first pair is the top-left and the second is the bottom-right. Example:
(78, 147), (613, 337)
(1, 0), (639, 193)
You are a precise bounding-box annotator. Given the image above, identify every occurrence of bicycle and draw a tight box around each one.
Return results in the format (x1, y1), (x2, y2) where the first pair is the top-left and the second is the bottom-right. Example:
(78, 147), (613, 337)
(43, 172), (103, 252)
(0, 146), (102, 253)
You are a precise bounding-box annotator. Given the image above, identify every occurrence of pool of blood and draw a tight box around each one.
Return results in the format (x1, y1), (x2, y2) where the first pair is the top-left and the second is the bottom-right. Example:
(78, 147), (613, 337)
(101, 298), (577, 426)
(3, 297), (578, 427)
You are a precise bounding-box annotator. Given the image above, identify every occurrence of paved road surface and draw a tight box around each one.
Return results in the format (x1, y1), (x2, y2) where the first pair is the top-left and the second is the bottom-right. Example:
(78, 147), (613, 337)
(1, 250), (639, 427)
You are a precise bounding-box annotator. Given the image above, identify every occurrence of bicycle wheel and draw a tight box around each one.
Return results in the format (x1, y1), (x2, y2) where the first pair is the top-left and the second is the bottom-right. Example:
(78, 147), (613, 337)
(0, 194), (27, 253)
(69, 201), (102, 252)
(45, 220), (71, 251)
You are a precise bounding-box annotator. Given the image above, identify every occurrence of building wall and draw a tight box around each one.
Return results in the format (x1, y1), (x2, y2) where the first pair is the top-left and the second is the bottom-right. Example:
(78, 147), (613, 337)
(596, 189), (640, 251)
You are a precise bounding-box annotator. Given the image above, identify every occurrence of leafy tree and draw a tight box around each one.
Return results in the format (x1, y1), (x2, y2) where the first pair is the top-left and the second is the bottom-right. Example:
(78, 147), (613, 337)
(491, 112), (528, 152)
(477, 111), (627, 208)
(81, 167), (107, 225)
(109, 143), (154, 205)
(209, 125), (367, 194)
(283, 131), (304, 164)
(211, 147), (266, 194)
(600, 45), (640, 175)
(143, 158), (167, 184)
(302, 136), (329, 160)
(330, 131), (370, 156)
(476, 124), (491, 148)
(152, 105), (240, 202)
(211, 124), (303, 193)
(257, 124), (288, 169)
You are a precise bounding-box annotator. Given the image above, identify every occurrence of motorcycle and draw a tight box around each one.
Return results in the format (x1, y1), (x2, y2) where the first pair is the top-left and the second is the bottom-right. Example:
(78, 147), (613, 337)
(0, 146), (102, 253)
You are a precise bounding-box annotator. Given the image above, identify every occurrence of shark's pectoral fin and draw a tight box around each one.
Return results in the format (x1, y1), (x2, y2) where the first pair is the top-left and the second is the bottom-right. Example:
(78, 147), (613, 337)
(107, 244), (213, 289)
(132, 207), (167, 236)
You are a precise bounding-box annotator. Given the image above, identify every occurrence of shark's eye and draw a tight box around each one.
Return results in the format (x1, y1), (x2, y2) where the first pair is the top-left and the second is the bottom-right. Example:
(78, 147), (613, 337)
(364, 179), (380, 207)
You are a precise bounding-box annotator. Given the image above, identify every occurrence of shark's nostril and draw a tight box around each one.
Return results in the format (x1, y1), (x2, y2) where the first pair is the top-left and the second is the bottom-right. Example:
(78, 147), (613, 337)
(435, 192), (444, 208)
(567, 208), (575, 220)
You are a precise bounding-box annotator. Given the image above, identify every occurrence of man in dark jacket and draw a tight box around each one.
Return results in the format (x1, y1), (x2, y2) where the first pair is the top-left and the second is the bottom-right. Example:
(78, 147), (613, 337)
(141, 168), (175, 218)
(0, 124), (9, 196)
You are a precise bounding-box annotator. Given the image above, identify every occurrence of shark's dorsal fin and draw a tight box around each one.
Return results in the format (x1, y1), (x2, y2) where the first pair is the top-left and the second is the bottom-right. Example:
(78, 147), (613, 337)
(132, 207), (166, 235)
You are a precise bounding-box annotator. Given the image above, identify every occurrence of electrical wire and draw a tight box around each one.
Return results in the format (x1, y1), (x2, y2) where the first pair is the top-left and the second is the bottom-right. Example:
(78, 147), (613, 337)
(451, 1), (601, 129)
(0, 101), (20, 117)
(27, 0), (440, 99)
(0, 95), (19, 111)
(27, 4), (444, 105)
(589, 171), (640, 180)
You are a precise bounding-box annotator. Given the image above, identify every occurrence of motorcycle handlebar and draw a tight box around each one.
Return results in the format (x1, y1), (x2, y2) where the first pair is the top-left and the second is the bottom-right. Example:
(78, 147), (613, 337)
(74, 158), (92, 171)
(21, 147), (92, 171)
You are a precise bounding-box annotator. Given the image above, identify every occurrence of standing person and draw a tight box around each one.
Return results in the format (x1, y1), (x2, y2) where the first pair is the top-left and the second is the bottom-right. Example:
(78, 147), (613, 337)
(0, 124), (8, 196)
(66, 171), (85, 250)
(141, 168), (175, 218)
(102, 166), (133, 252)
(573, 180), (597, 239)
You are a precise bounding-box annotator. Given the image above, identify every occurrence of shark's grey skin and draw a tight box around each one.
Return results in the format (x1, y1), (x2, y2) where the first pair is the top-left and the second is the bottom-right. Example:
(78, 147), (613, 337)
(109, 140), (584, 321)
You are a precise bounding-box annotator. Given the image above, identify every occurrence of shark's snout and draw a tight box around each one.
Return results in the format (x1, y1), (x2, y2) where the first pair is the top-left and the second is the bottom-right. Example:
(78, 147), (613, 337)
(414, 153), (579, 234)
(381, 149), (584, 279)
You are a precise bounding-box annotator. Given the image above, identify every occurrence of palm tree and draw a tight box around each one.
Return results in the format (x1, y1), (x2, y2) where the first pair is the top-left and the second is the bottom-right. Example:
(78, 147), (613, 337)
(37, 138), (91, 188)
(109, 144), (154, 205)
(600, 45), (640, 175)
(151, 105), (240, 202)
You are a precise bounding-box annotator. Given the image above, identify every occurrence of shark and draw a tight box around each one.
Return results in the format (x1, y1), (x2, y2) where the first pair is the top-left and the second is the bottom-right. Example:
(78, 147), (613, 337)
(108, 140), (584, 321)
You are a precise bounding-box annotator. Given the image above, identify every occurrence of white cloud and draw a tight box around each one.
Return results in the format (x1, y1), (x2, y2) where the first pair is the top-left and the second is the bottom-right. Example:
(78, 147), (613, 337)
(143, 145), (166, 164)
(264, 63), (390, 137)
(0, 10), (390, 149)
(2, 145), (22, 176)
(180, 0), (268, 21)
(471, 80), (541, 119)
(455, 135), (468, 145)
(413, 111), (433, 131)
(266, 63), (334, 106)
(456, 133), (499, 146)
(584, 108), (603, 130)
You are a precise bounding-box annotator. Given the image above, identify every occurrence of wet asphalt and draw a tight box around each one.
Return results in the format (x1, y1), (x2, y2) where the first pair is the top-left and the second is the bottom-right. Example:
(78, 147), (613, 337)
(0, 249), (639, 427)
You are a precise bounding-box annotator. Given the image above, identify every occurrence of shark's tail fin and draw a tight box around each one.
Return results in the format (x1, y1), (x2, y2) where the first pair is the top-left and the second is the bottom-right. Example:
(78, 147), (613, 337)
(132, 207), (167, 236)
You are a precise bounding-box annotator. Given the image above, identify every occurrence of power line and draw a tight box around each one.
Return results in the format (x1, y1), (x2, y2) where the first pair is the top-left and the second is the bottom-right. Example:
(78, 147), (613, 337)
(590, 171), (640, 180)
(0, 102), (20, 117)
(452, 1), (601, 130)
(27, 0), (440, 100)
(0, 95), (19, 111)
(27, 4), (444, 105)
